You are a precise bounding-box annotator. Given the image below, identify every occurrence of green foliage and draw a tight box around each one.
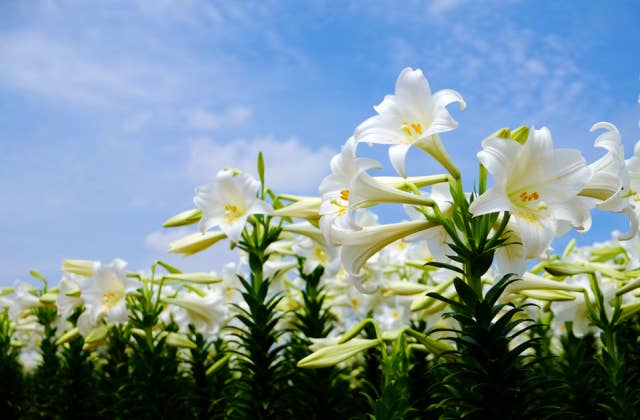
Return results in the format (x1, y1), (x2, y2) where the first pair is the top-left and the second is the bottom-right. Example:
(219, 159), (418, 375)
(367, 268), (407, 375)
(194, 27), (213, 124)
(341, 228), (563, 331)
(0, 312), (24, 418)
(428, 275), (545, 419)
(226, 216), (291, 418)
(285, 261), (356, 419)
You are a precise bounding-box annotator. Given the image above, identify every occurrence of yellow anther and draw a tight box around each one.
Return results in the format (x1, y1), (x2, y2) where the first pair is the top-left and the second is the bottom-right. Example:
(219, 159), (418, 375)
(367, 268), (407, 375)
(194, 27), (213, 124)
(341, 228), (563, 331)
(340, 189), (349, 201)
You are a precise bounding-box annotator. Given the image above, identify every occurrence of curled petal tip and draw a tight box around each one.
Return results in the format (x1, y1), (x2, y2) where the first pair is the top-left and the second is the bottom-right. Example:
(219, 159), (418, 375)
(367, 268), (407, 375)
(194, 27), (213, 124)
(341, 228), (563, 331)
(616, 206), (638, 241)
(350, 272), (379, 295)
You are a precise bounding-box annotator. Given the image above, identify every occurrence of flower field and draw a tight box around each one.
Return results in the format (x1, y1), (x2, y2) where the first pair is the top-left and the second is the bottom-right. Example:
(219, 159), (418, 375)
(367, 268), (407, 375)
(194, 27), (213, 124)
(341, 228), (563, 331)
(3, 68), (640, 419)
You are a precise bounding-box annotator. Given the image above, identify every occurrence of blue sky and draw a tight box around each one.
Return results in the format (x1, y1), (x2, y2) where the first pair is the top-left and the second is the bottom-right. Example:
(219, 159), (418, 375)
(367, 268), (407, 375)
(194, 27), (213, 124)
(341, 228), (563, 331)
(1, 0), (639, 284)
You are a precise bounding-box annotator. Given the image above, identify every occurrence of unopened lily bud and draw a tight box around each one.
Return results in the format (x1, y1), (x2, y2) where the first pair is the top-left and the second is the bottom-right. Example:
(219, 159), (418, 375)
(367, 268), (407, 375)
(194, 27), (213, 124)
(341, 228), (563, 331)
(55, 327), (80, 346)
(383, 281), (429, 296)
(544, 262), (594, 277)
(62, 259), (95, 277)
(39, 293), (58, 305)
(297, 338), (381, 369)
(162, 273), (222, 284)
(165, 332), (197, 349)
(84, 324), (112, 345)
(590, 245), (626, 263)
(206, 353), (231, 376)
(168, 231), (227, 256)
(162, 209), (203, 228)
(510, 126), (530, 144)
(273, 197), (321, 221)
(517, 290), (577, 301)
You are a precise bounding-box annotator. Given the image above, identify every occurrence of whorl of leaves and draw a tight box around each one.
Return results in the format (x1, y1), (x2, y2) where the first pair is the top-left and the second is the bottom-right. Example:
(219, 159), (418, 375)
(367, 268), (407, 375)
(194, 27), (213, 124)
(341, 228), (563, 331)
(427, 274), (546, 419)
(284, 261), (355, 419)
(0, 312), (24, 419)
(225, 218), (291, 419)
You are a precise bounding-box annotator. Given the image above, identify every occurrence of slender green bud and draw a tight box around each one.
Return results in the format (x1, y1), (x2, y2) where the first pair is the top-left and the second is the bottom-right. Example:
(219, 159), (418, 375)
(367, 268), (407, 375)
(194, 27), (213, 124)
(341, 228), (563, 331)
(162, 273), (222, 284)
(383, 280), (429, 296)
(39, 293), (58, 305)
(168, 231), (227, 256)
(62, 259), (95, 277)
(297, 338), (381, 369)
(56, 327), (80, 346)
(162, 209), (204, 228)
(510, 126), (530, 144)
(165, 332), (197, 349)
(84, 324), (113, 345)
(273, 197), (321, 220)
(206, 353), (232, 376)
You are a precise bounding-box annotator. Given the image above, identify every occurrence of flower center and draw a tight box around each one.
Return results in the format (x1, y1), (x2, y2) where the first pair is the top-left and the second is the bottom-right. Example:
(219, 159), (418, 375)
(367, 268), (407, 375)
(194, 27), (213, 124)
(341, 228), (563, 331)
(102, 290), (123, 308)
(400, 122), (424, 143)
(340, 189), (350, 201)
(519, 191), (540, 202)
(313, 246), (329, 264)
(224, 204), (241, 222)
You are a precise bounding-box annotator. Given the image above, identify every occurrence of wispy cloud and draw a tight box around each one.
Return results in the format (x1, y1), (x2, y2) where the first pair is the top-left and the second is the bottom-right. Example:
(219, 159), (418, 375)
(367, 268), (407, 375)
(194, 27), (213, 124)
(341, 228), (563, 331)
(184, 106), (252, 131)
(186, 136), (335, 194)
(0, 32), (181, 107)
(123, 111), (155, 132)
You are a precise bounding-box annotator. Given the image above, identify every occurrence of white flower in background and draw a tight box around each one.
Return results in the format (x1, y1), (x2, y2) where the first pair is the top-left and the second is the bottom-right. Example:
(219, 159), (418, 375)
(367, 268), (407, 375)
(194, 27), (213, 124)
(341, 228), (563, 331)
(9, 281), (42, 320)
(469, 127), (592, 273)
(77, 259), (140, 335)
(164, 288), (228, 335)
(403, 182), (457, 262)
(56, 273), (85, 323)
(293, 236), (341, 275)
(579, 122), (637, 240)
(354, 67), (465, 177)
(319, 137), (381, 244)
(375, 301), (409, 332)
(195, 169), (273, 242)
(331, 219), (438, 292)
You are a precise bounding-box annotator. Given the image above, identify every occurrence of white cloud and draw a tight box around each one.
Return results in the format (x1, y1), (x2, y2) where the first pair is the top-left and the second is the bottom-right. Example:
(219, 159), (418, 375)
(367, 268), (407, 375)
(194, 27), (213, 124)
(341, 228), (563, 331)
(427, 0), (465, 17)
(0, 32), (181, 107)
(184, 106), (252, 131)
(186, 136), (336, 193)
(123, 111), (154, 132)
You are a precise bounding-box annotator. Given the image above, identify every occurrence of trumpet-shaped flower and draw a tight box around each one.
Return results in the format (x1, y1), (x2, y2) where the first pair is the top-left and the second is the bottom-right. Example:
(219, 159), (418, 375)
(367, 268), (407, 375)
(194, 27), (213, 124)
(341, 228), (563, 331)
(469, 127), (592, 270)
(195, 169), (273, 242)
(319, 137), (381, 244)
(164, 289), (228, 334)
(354, 67), (465, 177)
(78, 259), (141, 334)
(331, 219), (438, 292)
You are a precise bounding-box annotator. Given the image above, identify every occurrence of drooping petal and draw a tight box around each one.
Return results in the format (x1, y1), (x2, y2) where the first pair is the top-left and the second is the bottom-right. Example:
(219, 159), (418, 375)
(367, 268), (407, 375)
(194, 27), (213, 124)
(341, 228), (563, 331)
(389, 143), (412, 178)
(510, 212), (556, 258)
(469, 186), (512, 216)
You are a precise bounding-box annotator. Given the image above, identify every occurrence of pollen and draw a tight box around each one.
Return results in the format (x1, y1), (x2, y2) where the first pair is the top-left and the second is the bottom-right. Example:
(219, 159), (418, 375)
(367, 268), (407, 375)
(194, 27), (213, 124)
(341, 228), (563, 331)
(401, 121), (424, 141)
(519, 191), (540, 202)
(225, 204), (238, 214)
(340, 189), (350, 201)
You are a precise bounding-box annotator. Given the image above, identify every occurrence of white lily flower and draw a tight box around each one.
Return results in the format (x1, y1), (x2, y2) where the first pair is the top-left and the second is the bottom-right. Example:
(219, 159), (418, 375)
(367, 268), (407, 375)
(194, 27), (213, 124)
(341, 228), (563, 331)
(469, 127), (592, 271)
(331, 220), (438, 293)
(195, 169), (273, 242)
(164, 289), (228, 334)
(580, 122), (630, 212)
(319, 137), (381, 244)
(78, 259), (141, 333)
(55, 273), (85, 329)
(354, 67), (465, 177)
(349, 171), (435, 211)
(9, 281), (42, 321)
(403, 183), (457, 262)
